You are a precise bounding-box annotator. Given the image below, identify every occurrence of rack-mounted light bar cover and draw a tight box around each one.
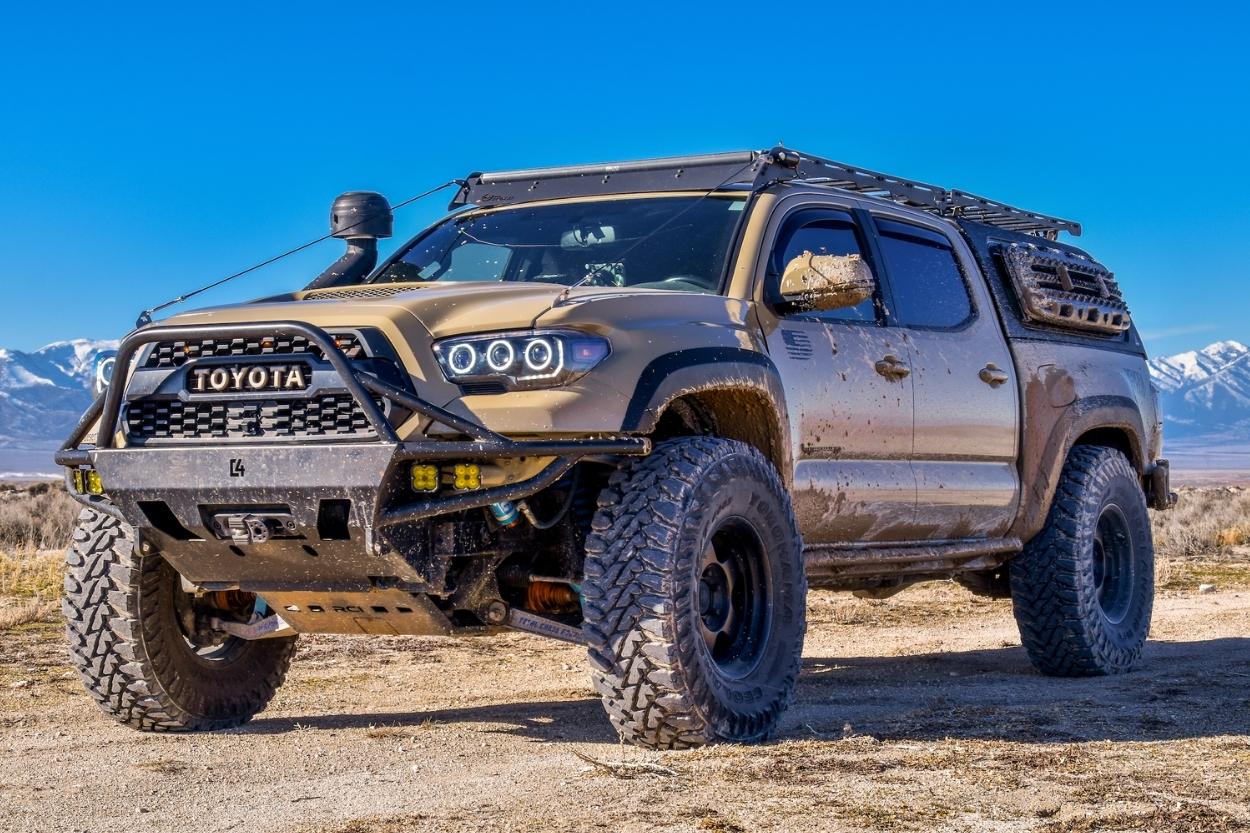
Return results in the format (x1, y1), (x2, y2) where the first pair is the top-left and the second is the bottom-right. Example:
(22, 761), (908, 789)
(453, 148), (1081, 239)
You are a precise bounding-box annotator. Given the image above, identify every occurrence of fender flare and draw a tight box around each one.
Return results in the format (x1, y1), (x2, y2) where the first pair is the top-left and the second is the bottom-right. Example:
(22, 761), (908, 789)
(621, 347), (792, 480)
(1010, 393), (1148, 543)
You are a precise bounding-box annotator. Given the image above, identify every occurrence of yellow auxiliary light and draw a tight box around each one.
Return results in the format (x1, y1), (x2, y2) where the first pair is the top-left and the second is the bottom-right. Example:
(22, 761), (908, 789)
(71, 469), (84, 493)
(80, 469), (104, 496)
(410, 463), (439, 493)
(452, 463), (482, 491)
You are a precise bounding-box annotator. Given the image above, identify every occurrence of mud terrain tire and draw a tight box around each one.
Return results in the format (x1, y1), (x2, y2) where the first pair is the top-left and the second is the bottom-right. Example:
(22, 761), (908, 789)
(582, 437), (806, 749)
(63, 509), (296, 730)
(1010, 446), (1154, 676)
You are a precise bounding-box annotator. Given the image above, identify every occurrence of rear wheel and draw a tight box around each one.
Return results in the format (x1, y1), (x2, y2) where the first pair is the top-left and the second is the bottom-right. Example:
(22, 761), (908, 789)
(63, 509), (296, 731)
(582, 438), (806, 749)
(1009, 446), (1154, 676)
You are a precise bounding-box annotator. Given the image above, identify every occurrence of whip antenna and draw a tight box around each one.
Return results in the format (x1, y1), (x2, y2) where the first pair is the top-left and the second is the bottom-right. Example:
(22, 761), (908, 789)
(135, 180), (458, 327)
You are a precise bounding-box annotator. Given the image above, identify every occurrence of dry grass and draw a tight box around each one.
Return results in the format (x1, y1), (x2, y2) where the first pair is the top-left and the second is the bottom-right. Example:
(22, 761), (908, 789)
(0, 482), (79, 553)
(1152, 486), (1250, 590)
(1037, 805), (1248, 833)
(1152, 486), (1250, 560)
(0, 598), (59, 629)
(0, 548), (62, 597)
(0, 483), (76, 630)
(0, 539), (63, 630)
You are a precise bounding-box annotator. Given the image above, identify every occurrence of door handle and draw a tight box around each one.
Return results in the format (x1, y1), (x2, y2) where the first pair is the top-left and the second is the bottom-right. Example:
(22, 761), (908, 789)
(874, 354), (910, 381)
(979, 363), (1010, 388)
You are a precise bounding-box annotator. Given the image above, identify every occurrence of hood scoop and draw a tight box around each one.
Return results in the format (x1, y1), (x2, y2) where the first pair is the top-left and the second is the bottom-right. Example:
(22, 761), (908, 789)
(301, 283), (420, 301)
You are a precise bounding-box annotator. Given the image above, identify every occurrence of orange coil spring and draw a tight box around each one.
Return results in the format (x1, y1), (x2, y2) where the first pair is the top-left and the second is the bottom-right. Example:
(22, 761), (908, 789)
(209, 590), (256, 617)
(526, 581), (579, 614)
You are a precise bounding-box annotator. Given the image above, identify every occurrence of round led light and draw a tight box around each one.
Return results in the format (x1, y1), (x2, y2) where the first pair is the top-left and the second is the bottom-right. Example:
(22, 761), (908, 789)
(447, 343), (477, 375)
(523, 338), (554, 372)
(486, 339), (515, 372)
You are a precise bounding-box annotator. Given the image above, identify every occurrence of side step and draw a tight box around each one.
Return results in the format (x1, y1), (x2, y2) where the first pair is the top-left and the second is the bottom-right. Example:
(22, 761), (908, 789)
(804, 537), (1021, 590)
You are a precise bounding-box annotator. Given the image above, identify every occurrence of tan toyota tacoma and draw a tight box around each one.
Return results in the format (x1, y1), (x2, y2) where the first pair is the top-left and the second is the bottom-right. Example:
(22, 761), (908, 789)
(57, 148), (1176, 749)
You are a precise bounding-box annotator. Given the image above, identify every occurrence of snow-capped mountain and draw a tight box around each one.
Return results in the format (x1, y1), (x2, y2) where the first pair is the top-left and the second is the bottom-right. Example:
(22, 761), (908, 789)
(0, 336), (1246, 476)
(0, 339), (117, 452)
(1148, 340), (1250, 439)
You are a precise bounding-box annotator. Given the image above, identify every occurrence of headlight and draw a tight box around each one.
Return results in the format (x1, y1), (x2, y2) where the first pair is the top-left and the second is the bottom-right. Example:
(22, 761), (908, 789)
(433, 331), (610, 391)
(94, 350), (118, 395)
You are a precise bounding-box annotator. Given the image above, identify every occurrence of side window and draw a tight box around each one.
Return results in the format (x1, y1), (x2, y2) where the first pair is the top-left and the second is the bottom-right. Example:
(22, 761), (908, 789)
(771, 210), (878, 323)
(874, 218), (973, 329)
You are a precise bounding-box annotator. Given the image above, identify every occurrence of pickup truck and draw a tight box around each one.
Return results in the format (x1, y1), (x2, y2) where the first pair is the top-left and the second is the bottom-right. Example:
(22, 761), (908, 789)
(57, 147), (1175, 749)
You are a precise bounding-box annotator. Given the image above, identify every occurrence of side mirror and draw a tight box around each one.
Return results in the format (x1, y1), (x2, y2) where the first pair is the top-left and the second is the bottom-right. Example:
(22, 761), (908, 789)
(778, 252), (876, 312)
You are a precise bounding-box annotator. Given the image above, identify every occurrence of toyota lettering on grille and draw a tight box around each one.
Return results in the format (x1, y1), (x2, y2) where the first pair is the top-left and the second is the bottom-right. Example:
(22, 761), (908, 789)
(187, 363), (310, 394)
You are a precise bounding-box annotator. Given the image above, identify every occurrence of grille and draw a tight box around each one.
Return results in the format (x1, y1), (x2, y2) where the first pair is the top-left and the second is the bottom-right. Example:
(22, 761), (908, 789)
(303, 284), (416, 301)
(143, 333), (365, 369)
(125, 394), (377, 442)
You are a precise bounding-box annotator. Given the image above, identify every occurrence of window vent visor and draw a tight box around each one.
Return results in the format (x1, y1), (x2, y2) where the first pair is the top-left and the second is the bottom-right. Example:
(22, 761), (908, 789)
(993, 242), (1130, 335)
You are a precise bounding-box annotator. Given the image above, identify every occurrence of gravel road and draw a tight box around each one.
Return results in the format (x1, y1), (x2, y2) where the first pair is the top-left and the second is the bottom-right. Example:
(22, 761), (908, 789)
(2, 584), (1248, 833)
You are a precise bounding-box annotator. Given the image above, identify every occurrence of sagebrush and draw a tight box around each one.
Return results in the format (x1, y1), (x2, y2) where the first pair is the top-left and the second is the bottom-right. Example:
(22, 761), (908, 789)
(1151, 486), (1250, 560)
(0, 482), (79, 552)
(0, 482), (79, 628)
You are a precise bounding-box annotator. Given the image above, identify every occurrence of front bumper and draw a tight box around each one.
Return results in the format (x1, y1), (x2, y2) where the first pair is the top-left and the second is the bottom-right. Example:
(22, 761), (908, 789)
(55, 320), (649, 591)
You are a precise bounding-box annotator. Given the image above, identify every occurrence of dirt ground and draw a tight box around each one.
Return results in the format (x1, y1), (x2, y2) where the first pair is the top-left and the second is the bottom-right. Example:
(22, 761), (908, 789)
(2, 583), (1248, 833)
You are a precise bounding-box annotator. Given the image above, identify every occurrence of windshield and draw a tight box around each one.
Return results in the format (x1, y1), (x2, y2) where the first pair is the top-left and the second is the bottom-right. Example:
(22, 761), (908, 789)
(372, 195), (747, 293)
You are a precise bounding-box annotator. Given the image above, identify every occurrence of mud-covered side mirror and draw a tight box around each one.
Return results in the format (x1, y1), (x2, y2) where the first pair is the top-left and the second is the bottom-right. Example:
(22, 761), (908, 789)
(778, 252), (876, 312)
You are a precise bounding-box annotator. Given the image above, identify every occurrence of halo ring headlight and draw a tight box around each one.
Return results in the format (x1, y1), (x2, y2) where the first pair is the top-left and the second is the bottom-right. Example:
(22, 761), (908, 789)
(486, 339), (515, 372)
(434, 331), (609, 391)
(523, 338), (555, 372)
(447, 343), (477, 375)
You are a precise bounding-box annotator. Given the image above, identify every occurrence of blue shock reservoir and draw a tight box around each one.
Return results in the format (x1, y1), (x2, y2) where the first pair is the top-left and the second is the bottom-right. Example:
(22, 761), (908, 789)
(490, 501), (520, 527)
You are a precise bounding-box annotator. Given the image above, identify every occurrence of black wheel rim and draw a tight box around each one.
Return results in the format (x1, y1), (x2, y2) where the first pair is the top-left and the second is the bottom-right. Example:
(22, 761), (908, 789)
(696, 517), (770, 678)
(1093, 503), (1135, 624)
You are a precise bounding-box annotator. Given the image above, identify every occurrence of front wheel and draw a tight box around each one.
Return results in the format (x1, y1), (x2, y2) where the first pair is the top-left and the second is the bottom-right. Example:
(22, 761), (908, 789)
(1009, 446), (1155, 676)
(63, 509), (297, 730)
(582, 438), (807, 749)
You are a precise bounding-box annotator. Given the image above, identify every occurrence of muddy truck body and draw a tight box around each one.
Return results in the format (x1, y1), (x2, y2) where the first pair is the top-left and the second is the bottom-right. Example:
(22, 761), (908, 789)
(58, 148), (1175, 747)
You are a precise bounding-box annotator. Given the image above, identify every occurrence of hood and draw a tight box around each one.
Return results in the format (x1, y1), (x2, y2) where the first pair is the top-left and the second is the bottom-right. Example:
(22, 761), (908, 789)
(295, 281), (567, 339)
(171, 281), (718, 342)
(166, 281), (568, 341)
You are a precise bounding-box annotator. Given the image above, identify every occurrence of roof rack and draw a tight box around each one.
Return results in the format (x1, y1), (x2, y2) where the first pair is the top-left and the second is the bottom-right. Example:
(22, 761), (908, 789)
(452, 148), (1081, 239)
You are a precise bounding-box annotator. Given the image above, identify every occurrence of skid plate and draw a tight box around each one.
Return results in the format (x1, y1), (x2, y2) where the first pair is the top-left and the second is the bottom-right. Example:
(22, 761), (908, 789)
(260, 588), (453, 636)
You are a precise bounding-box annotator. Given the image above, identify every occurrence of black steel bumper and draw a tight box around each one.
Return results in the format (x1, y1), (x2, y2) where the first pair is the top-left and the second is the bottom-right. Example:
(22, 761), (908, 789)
(55, 321), (649, 548)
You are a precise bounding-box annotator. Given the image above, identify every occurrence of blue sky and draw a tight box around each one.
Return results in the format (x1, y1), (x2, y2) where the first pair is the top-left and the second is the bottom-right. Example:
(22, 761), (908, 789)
(2, 2), (1246, 357)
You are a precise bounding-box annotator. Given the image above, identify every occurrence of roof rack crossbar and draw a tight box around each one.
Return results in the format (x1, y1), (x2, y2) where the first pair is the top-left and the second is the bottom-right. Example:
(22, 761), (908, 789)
(792, 155), (1080, 238)
(452, 148), (1080, 238)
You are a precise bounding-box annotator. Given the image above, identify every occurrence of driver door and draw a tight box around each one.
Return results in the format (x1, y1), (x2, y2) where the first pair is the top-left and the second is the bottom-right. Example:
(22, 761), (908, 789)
(758, 204), (917, 544)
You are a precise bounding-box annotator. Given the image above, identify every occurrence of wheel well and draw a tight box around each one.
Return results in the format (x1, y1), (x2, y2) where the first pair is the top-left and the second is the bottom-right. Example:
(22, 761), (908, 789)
(650, 390), (788, 476)
(1073, 427), (1141, 472)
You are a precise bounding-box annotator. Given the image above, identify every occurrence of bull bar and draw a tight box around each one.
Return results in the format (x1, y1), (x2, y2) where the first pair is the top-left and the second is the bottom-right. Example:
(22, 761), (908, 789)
(54, 321), (650, 531)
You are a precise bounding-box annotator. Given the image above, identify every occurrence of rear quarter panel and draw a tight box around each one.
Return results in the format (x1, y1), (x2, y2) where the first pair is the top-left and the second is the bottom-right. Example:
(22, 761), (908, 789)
(1009, 338), (1159, 542)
